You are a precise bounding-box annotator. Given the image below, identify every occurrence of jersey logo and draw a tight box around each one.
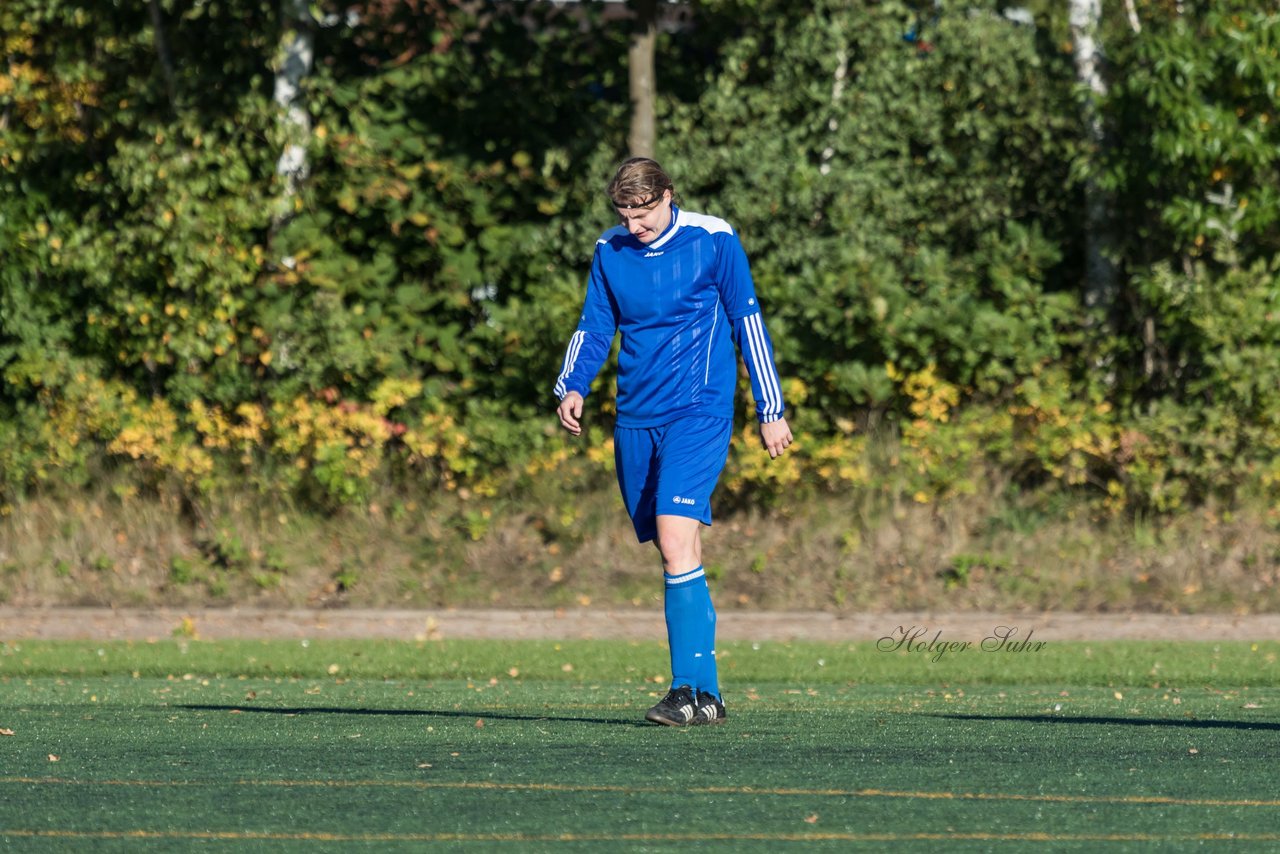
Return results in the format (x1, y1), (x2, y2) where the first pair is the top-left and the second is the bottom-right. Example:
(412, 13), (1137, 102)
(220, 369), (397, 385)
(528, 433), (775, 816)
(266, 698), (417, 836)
(643, 251), (665, 258)
(672, 496), (696, 506)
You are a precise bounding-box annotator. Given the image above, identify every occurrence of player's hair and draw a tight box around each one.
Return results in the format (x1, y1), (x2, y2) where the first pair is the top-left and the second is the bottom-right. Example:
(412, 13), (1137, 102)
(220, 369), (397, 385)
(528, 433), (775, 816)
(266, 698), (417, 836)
(607, 157), (676, 206)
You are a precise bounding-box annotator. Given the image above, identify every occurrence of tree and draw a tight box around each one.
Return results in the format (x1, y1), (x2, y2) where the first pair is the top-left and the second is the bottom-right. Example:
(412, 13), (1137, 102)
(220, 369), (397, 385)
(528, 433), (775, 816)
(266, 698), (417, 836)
(1069, 0), (1117, 324)
(627, 0), (658, 158)
(272, 0), (317, 232)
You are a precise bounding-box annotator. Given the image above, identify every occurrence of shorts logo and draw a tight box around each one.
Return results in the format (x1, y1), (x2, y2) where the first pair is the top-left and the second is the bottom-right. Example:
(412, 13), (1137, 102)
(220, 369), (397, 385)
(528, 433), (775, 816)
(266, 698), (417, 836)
(672, 496), (696, 506)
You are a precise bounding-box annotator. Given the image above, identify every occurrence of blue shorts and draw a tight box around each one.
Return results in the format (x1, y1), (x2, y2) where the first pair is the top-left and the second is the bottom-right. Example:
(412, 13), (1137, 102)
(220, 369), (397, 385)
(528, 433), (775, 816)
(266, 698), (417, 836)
(613, 416), (733, 544)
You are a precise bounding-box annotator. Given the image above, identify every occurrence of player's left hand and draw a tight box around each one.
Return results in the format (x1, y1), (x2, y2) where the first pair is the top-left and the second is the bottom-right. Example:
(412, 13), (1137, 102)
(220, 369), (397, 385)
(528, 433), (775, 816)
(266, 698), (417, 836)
(760, 417), (793, 459)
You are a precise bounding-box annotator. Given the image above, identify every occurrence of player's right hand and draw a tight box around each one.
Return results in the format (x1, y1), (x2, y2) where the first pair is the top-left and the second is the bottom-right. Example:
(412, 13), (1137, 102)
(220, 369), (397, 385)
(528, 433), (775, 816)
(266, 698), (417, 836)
(557, 391), (584, 436)
(760, 416), (794, 459)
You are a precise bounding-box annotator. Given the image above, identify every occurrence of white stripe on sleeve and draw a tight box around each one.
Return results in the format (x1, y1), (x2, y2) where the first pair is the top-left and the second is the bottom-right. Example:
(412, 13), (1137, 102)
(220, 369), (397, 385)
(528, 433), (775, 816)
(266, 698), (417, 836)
(554, 330), (586, 398)
(744, 314), (783, 419)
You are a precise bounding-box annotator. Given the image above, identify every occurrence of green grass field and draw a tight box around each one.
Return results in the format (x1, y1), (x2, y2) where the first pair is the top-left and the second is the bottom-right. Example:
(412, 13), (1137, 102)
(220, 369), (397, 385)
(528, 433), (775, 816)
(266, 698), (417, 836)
(3, 639), (1280, 851)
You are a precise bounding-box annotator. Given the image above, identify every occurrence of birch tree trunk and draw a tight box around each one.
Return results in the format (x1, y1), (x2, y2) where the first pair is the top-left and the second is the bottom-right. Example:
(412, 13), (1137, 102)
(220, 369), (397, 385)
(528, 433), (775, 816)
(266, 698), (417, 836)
(1123, 0), (1141, 33)
(628, 0), (658, 159)
(1068, 0), (1117, 323)
(819, 45), (849, 178)
(272, 0), (315, 232)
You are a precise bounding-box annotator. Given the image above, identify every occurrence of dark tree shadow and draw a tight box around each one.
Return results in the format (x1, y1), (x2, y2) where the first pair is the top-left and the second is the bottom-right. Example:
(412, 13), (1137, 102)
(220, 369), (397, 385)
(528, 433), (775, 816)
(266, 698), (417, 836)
(930, 713), (1280, 732)
(176, 704), (650, 728)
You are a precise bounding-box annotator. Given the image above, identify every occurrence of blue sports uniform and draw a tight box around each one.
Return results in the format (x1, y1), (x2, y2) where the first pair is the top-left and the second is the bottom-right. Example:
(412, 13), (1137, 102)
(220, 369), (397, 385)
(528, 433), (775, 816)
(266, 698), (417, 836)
(554, 205), (786, 542)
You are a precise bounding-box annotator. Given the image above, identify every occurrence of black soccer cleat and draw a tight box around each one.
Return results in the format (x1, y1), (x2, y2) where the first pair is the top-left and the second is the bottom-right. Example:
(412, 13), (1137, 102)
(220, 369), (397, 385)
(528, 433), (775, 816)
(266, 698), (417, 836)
(645, 685), (697, 726)
(692, 691), (727, 725)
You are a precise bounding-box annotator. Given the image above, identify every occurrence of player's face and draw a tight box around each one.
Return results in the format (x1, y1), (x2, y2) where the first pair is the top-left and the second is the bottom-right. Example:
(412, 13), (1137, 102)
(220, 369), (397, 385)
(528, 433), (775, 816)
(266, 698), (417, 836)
(614, 189), (672, 244)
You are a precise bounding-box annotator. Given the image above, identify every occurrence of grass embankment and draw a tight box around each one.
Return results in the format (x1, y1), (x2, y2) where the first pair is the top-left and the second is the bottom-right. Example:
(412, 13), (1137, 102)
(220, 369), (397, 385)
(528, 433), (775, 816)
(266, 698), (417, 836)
(3, 474), (1280, 613)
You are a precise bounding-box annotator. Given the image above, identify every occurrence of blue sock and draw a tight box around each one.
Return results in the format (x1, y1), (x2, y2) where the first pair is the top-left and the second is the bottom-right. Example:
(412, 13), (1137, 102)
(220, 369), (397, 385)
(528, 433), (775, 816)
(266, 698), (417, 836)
(699, 587), (719, 701)
(664, 567), (706, 691)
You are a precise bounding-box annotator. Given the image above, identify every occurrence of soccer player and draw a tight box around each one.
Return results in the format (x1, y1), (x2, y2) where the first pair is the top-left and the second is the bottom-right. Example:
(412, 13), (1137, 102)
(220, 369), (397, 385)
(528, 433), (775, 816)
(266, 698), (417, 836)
(554, 157), (793, 726)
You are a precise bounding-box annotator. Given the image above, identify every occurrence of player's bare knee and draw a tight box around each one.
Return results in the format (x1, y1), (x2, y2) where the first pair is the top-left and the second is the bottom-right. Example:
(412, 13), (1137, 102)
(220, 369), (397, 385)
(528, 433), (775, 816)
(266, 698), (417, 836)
(655, 523), (699, 573)
(659, 544), (696, 572)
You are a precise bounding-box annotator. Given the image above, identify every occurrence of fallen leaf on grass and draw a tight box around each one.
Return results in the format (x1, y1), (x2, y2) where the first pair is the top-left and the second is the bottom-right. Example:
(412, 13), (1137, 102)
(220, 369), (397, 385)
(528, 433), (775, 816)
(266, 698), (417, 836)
(804, 814), (819, 824)
(48, 755), (59, 762)
(1243, 703), (1261, 709)
(0, 728), (14, 736)
(475, 719), (485, 728)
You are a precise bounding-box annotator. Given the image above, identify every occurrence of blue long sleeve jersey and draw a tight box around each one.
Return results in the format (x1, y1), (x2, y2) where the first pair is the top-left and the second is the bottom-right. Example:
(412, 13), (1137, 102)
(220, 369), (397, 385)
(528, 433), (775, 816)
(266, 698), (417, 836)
(554, 206), (786, 429)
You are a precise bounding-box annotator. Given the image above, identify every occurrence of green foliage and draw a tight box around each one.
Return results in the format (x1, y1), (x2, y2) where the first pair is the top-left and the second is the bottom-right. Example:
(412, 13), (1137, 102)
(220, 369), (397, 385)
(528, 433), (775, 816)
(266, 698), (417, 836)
(2, 0), (1279, 523)
(665, 0), (1084, 419)
(1098, 7), (1280, 466)
(940, 552), (1011, 590)
(1101, 5), (1280, 267)
(1108, 257), (1280, 512)
(290, 0), (628, 415)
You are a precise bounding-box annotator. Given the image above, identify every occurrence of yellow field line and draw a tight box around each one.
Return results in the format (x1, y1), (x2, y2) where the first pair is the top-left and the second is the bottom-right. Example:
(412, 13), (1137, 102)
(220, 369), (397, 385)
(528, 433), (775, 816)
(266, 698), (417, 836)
(2, 830), (1280, 843)
(3, 777), (1280, 808)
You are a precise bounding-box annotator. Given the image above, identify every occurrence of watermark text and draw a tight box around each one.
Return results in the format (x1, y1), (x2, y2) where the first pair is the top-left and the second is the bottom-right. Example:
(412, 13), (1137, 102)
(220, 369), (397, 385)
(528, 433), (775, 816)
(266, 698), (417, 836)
(876, 625), (1047, 662)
